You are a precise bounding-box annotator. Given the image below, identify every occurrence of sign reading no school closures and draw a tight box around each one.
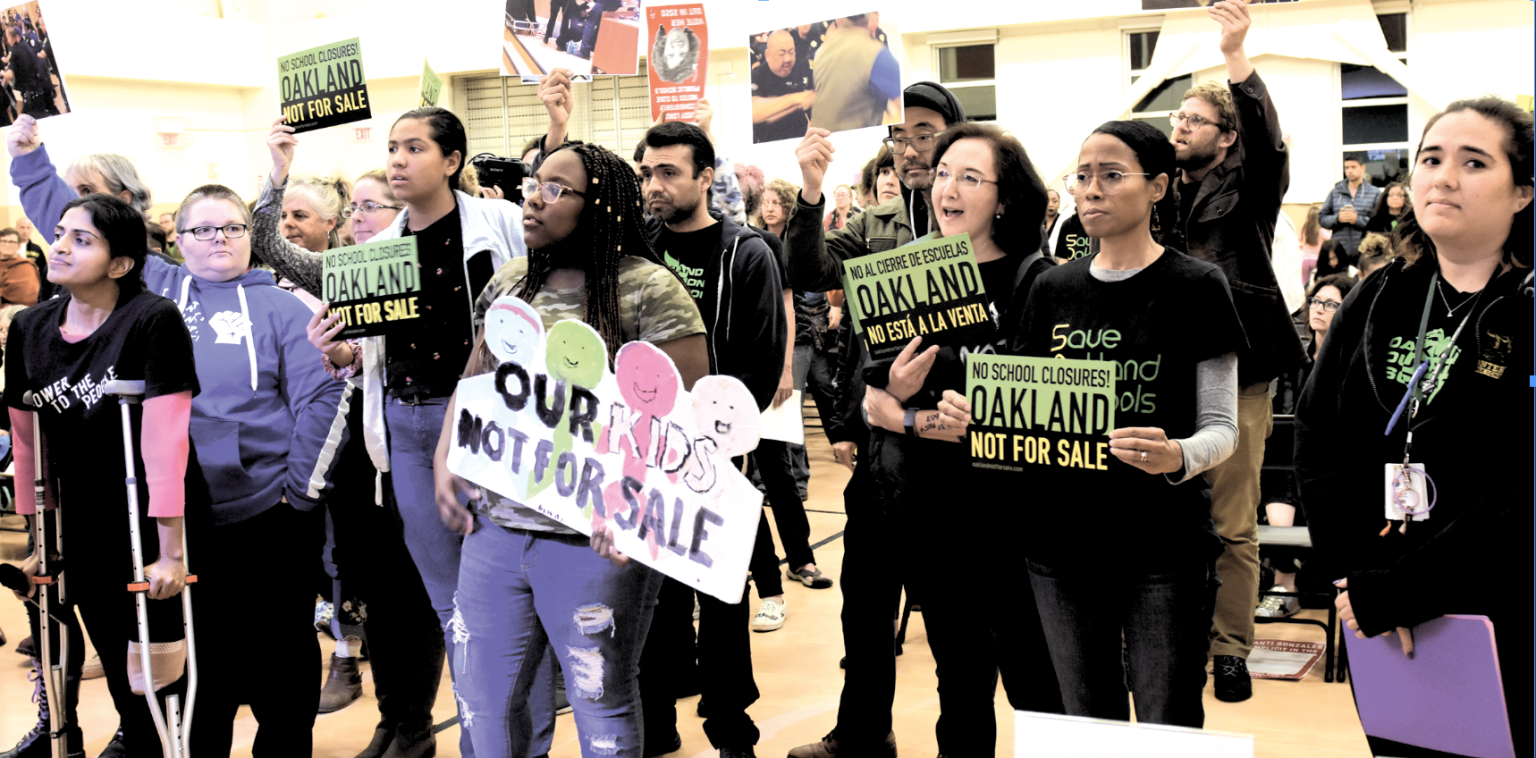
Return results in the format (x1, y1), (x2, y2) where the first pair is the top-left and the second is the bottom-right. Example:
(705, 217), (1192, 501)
(322, 237), (421, 338)
(842, 233), (992, 360)
(279, 37), (371, 133)
(967, 355), (1117, 473)
(448, 298), (765, 603)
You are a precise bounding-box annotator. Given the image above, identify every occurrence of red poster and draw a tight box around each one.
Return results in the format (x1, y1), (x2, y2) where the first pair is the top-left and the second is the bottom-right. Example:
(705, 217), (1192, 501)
(646, 4), (707, 123)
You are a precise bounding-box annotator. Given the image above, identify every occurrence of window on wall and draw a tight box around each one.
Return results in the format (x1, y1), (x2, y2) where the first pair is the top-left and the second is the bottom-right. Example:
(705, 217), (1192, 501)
(1126, 29), (1190, 139)
(935, 44), (996, 122)
(1340, 13), (1410, 186)
(455, 73), (651, 162)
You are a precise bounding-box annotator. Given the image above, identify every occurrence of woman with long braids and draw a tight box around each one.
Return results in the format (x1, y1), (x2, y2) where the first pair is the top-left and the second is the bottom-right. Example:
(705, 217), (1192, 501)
(432, 140), (708, 757)
(256, 107), (527, 758)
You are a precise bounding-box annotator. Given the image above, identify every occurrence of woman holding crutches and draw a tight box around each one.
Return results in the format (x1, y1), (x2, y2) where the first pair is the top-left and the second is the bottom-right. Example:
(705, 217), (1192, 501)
(7, 193), (200, 758)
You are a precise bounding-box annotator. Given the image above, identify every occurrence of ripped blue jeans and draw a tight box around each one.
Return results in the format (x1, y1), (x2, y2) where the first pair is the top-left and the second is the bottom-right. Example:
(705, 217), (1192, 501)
(455, 516), (663, 758)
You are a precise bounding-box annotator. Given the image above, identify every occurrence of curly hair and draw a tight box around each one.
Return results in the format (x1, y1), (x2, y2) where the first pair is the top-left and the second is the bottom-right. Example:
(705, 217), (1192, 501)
(756, 178), (799, 230)
(513, 141), (664, 364)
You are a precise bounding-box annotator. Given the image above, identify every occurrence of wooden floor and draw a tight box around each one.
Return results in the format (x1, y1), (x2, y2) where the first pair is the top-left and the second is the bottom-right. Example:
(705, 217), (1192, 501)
(0, 431), (1373, 757)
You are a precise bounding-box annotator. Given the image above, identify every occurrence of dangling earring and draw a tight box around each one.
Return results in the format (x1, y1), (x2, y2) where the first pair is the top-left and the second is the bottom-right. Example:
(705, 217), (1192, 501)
(1150, 204), (1161, 235)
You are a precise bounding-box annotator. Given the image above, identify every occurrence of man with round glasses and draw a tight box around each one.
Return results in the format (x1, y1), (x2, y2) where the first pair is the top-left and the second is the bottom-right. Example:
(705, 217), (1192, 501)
(1163, 0), (1306, 705)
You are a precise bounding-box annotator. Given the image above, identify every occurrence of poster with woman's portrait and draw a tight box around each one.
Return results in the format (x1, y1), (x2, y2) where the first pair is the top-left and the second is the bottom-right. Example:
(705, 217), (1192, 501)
(646, 3), (706, 123)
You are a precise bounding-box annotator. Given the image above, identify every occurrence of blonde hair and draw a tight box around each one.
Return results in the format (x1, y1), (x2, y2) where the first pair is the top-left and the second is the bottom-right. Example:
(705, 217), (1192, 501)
(354, 169), (401, 204)
(457, 163), (482, 196)
(286, 174), (352, 249)
(66, 154), (154, 216)
(1182, 81), (1237, 133)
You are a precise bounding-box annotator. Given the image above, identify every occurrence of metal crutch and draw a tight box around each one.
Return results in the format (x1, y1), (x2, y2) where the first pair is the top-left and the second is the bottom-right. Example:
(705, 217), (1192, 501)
(108, 379), (198, 758)
(19, 390), (72, 758)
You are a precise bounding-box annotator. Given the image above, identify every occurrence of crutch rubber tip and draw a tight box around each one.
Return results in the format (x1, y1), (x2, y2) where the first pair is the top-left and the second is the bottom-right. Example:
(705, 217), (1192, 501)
(127, 581), (151, 592)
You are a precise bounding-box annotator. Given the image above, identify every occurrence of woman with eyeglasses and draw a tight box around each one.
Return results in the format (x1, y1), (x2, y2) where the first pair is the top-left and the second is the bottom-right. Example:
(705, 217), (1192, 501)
(857, 122), (1059, 755)
(434, 140), (707, 757)
(943, 120), (1245, 728)
(134, 183), (349, 757)
(256, 108), (530, 758)
(1296, 97), (1533, 758)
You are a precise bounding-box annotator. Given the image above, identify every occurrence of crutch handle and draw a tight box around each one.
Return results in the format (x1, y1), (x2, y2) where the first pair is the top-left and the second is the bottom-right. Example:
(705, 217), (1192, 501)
(128, 575), (196, 593)
(103, 380), (147, 402)
(28, 574), (55, 585)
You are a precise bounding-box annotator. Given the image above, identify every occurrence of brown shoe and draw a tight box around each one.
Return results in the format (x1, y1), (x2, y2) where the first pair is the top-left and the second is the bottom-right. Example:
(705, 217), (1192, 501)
(787, 731), (896, 758)
(318, 654), (363, 713)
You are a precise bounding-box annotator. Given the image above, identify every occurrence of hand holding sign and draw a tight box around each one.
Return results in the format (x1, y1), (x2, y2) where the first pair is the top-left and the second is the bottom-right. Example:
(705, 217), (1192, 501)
(267, 116), (299, 187)
(1211, 0), (1253, 56)
(886, 336), (939, 404)
(540, 68), (576, 132)
(796, 127), (836, 205)
(6, 113), (39, 159)
(1108, 427), (1184, 475)
(938, 388), (972, 428)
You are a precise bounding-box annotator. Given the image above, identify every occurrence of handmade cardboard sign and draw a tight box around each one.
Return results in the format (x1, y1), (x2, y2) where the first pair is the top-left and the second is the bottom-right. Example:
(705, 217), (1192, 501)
(321, 237), (421, 338)
(966, 354), (1117, 473)
(278, 37), (371, 133)
(841, 233), (992, 360)
(419, 58), (442, 107)
(448, 296), (764, 603)
(647, 4), (707, 122)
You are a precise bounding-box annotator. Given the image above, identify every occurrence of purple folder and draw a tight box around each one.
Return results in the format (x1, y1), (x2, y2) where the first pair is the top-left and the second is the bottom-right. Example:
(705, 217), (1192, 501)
(1345, 614), (1513, 758)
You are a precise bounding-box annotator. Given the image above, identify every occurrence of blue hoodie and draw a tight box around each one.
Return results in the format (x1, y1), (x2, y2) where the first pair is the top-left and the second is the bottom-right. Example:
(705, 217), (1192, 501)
(12, 146), (349, 524)
(143, 258), (348, 524)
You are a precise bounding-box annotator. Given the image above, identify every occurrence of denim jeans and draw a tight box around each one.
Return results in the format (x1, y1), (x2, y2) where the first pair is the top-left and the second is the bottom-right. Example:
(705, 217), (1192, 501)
(385, 397), (556, 756)
(1027, 558), (1217, 728)
(455, 517), (663, 758)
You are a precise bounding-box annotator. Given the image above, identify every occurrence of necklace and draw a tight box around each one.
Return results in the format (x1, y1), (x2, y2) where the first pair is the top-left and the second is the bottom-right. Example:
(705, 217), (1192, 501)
(1435, 277), (1478, 317)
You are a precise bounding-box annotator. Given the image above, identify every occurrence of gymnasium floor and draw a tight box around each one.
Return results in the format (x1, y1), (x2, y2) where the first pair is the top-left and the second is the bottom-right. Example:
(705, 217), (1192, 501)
(0, 431), (1372, 757)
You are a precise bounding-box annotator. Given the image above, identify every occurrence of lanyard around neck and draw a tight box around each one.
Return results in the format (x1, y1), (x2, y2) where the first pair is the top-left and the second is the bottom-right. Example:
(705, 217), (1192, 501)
(1386, 270), (1489, 459)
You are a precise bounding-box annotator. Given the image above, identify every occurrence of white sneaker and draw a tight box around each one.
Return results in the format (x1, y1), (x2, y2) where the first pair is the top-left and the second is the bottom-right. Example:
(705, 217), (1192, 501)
(1255, 586), (1300, 618)
(751, 597), (786, 632)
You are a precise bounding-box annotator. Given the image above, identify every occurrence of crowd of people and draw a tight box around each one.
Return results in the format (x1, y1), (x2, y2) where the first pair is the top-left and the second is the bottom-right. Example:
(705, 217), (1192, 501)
(1, 1), (1531, 758)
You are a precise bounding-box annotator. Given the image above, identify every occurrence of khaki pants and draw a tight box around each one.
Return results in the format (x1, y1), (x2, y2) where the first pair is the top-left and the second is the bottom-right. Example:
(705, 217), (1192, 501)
(1205, 382), (1271, 659)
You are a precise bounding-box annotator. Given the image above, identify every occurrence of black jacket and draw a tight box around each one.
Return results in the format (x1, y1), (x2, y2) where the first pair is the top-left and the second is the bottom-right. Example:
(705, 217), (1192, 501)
(1166, 71), (1305, 387)
(1295, 258), (1531, 637)
(645, 210), (787, 412)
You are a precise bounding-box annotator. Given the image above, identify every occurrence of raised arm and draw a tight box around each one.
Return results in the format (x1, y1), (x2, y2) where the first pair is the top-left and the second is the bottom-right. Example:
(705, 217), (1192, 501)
(7, 115), (76, 244)
(254, 117), (324, 293)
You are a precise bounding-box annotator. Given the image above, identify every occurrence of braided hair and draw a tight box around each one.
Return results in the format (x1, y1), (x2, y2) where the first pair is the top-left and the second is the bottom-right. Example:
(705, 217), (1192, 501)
(514, 141), (664, 364)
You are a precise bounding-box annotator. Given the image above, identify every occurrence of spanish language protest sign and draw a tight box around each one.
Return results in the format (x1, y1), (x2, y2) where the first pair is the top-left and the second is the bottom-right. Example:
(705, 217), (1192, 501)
(841, 233), (993, 361)
(321, 236), (420, 338)
(419, 57), (442, 107)
(647, 4), (707, 122)
(448, 297), (764, 602)
(278, 37), (371, 133)
(966, 354), (1117, 473)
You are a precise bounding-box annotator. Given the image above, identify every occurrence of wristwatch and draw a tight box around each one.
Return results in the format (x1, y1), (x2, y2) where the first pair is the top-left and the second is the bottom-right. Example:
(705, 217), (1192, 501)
(903, 407), (918, 437)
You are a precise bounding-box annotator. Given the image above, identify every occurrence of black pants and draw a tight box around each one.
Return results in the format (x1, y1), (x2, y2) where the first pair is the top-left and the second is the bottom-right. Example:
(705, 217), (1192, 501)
(327, 389), (445, 739)
(833, 448), (1061, 757)
(748, 439), (815, 598)
(191, 503), (320, 758)
(638, 459), (760, 750)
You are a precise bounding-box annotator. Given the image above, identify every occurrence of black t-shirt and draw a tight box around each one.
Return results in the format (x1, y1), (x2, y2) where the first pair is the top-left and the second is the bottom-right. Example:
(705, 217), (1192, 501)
(751, 61), (814, 144)
(1013, 248), (1246, 567)
(1178, 179), (1199, 230)
(657, 222), (722, 308)
(386, 203), (482, 399)
(4, 291), (202, 547)
(1056, 214), (1091, 261)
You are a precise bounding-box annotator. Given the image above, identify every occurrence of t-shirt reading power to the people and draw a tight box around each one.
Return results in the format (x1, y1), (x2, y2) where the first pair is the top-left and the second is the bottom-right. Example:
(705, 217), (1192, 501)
(1013, 249), (1245, 565)
(4, 291), (201, 512)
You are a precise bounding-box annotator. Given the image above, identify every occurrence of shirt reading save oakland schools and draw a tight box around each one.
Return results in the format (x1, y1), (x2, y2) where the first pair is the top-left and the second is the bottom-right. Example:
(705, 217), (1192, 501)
(4, 291), (201, 515)
(1013, 248), (1245, 566)
(472, 255), (707, 533)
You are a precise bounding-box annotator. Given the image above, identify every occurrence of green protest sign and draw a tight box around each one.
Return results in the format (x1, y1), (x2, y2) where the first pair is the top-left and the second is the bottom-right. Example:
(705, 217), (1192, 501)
(278, 37), (371, 133)
(419, 58), (442, 107)
(321, 237), (421, 338)
(840, 233), (992, 360)
(966, 355), (1117, 473)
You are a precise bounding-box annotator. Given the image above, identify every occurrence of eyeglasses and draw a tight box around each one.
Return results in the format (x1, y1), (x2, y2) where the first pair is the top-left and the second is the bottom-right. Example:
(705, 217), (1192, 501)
(521, 177), (588, 204)
(1308, 297), (1343, 312)
(180, 224), (249, 241)
(1063, 171), (1151, 196)
(881, 133), (940, 152)
(1170, 112), (1224, 131)
(342, 200), (402, 219)
(935, 169), (998, 193)
(0, 239), (19, 246)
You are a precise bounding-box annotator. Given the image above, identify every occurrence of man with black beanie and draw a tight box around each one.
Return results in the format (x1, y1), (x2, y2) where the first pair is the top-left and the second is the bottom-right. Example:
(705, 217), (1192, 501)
(783, 81), (966, 758)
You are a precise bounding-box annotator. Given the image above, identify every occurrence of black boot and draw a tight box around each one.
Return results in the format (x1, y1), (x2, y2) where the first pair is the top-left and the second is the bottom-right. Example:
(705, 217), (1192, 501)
(95, 729), (128, 758)
(1, 665), (83, 758)
(354, 719), (396, 758)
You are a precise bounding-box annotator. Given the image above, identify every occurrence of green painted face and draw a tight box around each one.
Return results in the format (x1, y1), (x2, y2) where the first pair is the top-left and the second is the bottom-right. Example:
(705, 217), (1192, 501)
(546, 320), (607, 388)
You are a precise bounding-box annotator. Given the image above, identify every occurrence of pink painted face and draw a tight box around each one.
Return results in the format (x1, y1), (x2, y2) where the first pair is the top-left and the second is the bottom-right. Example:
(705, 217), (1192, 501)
(615, 341), (681, 416)
(691, 375), (760, 457)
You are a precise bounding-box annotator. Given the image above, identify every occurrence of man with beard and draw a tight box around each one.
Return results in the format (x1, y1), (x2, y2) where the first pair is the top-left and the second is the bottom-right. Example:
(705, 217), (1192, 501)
(752, 29), (814, 143)
(1164, 0), (1304, 705)
(634, 120), (787, 758)
(783, 81), (970, 758)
